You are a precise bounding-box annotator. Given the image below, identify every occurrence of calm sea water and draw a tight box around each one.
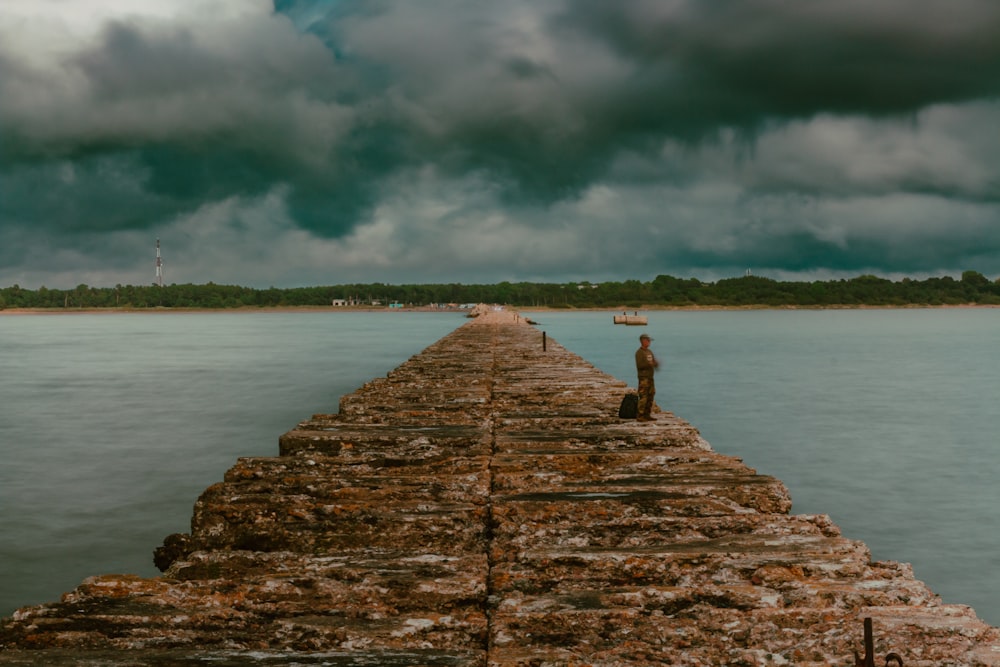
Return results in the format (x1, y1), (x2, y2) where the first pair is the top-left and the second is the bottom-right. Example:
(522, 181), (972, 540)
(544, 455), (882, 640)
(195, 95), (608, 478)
(1, 309), (997, 628)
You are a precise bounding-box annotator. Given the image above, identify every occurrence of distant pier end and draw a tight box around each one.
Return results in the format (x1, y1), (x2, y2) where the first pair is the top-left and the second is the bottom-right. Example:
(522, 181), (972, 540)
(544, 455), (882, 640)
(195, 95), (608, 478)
(2, 309), (998, 665)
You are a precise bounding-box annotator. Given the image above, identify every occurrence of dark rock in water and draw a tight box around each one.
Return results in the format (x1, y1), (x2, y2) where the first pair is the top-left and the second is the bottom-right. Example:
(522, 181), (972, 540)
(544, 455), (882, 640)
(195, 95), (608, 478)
(153, 532), (194, 572)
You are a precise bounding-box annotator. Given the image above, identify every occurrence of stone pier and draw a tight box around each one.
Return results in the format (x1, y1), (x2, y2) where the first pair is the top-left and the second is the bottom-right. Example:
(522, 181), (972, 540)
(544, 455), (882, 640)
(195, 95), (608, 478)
(2, 310), (998, 666)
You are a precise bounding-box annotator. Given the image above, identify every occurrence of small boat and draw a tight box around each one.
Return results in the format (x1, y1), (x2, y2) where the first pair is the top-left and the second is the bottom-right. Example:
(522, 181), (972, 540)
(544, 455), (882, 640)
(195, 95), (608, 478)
(613, 313), (648, 325)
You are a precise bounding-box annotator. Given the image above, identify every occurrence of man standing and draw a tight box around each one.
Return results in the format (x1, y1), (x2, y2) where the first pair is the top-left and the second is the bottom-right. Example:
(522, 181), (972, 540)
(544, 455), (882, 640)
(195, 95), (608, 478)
(635, 333), (659, 422)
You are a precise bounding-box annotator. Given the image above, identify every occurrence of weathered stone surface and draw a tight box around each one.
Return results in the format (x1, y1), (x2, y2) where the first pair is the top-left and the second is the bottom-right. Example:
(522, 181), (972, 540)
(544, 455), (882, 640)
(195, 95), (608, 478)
(2, 309), (998, 666)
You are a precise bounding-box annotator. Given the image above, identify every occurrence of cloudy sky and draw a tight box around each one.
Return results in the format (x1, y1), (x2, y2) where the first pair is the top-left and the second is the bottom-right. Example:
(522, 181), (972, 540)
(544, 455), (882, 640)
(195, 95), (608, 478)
(2, 0), (999, 288)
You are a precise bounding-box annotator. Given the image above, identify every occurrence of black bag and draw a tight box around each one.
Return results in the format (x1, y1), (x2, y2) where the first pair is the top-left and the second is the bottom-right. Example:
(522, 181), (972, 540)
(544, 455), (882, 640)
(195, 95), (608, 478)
(618, 392), (639, 419)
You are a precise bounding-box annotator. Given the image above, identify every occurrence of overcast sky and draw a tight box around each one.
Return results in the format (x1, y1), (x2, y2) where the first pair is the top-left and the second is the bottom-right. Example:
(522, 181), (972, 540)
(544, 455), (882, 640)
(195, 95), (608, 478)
(2, 0), (1000, 288)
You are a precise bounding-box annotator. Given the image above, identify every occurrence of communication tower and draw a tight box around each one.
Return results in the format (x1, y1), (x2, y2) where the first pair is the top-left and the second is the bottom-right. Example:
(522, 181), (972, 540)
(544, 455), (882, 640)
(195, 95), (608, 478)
(155, 238), (164, 287)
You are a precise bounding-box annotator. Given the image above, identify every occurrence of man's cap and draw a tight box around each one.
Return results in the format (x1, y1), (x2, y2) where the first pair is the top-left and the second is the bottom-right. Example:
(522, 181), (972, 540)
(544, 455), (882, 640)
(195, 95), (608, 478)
(639, 333), (653, 341)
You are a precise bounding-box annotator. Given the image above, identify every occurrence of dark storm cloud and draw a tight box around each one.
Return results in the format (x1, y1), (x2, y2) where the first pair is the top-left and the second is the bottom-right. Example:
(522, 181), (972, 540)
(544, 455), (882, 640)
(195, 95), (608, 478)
(277, 0), (1000, 207)
(0, 12), (383, 236)
(558, 0), (1000, 118)
(1, 0), (999, 287)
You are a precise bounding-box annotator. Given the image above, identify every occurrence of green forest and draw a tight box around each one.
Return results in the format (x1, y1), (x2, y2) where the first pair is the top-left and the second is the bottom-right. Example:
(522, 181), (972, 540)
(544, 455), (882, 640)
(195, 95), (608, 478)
(2, 272), (999, 310)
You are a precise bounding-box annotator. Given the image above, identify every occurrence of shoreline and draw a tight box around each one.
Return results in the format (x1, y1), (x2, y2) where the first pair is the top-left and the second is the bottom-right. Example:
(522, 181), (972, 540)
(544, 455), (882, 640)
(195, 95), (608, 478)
(520, 303), (1000, 312)
(0, 305), (462, 316)
(2, 302), (998, 315)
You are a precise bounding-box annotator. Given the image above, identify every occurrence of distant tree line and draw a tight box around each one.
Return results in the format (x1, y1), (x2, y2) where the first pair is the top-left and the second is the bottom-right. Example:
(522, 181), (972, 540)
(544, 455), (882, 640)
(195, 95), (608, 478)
(2, 272), (999, 310)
